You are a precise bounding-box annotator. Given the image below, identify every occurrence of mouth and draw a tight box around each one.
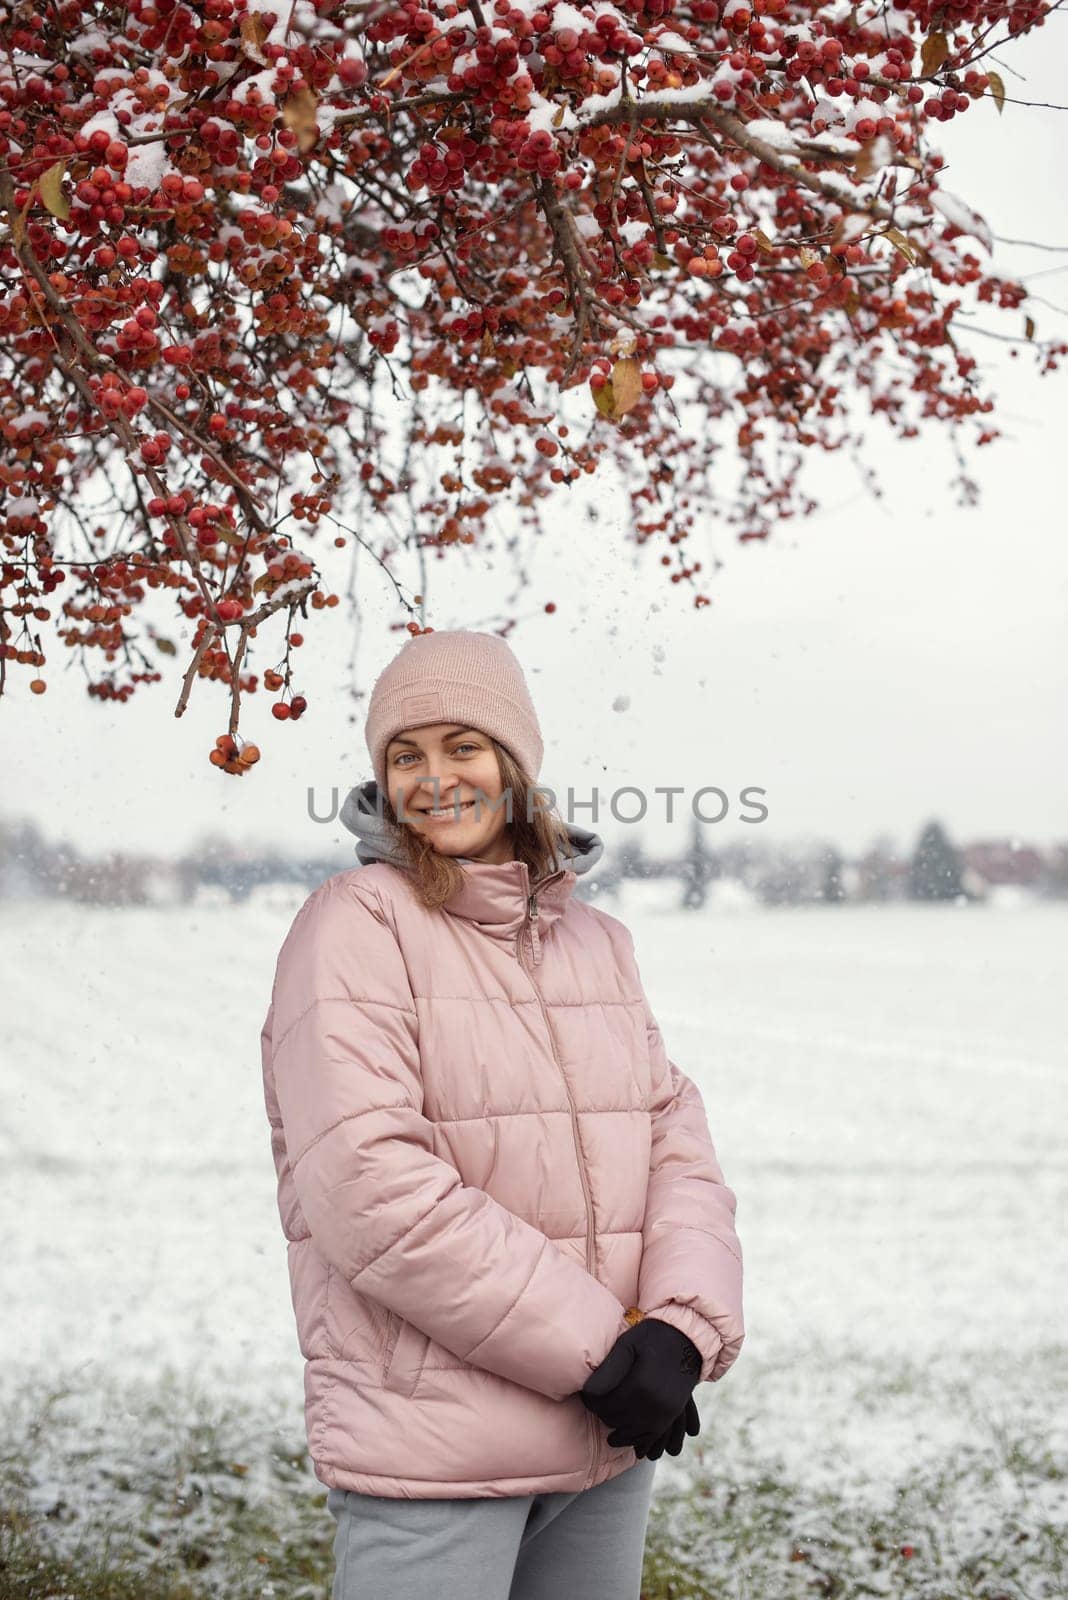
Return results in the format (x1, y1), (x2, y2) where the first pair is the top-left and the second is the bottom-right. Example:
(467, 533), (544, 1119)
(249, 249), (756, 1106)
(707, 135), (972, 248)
(417, 799), (477, 820)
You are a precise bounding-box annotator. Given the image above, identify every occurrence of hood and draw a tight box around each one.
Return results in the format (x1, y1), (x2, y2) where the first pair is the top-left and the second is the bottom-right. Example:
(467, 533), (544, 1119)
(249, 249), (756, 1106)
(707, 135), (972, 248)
(339, 778), (605, 881)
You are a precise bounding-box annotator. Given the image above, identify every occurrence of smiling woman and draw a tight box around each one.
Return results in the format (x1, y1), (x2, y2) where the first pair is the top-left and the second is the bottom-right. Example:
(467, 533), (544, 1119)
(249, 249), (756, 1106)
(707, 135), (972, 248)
(261, 627), (744, 1600)
(385, 722), (518, 856)
(345, 720), (573, 911)
(336, 641), (577, 912)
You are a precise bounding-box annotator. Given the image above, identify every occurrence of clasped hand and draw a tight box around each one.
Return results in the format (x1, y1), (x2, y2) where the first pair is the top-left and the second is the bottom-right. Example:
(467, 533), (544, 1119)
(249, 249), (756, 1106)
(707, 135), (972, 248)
(578, 1318), (703, 1460)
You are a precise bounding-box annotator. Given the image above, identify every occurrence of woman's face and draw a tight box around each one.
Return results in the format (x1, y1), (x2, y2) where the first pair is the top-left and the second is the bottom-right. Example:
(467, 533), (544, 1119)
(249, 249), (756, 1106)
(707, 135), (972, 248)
(384, 723), (515, 864)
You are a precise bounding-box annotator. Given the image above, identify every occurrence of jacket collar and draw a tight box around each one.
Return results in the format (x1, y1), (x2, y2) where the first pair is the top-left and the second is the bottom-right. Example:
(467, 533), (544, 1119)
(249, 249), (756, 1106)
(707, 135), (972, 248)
(441, 857), (574, 941)
(339, 778), (604, 941)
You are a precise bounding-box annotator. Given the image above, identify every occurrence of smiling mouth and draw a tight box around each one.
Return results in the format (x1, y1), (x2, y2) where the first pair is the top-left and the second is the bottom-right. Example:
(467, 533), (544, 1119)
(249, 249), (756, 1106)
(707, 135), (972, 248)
(418, 800), (477, 818)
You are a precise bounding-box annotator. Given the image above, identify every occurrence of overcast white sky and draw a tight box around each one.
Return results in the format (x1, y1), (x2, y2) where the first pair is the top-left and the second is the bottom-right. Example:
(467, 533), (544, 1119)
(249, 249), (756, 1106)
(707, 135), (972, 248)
(3, 23), (1066, 865)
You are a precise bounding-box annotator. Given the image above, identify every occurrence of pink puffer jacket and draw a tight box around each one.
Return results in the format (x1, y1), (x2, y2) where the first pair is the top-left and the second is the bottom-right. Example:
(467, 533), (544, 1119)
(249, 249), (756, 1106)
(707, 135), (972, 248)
(259, 781), (744, 1499)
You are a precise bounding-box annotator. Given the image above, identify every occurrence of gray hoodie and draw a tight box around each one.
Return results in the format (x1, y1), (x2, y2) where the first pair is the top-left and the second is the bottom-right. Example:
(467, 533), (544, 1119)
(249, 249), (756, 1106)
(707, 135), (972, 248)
(339, 778), (605, 879)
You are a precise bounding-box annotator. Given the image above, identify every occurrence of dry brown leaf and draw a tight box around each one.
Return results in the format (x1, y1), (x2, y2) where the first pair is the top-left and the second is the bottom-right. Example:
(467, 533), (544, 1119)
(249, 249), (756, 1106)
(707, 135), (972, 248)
(282, 86), (320, 154)
(853, 142), (877, 182)
(853, 136), (894, 182)
(986, 70), (1006, 114)
(920, 32), (949, 76)
(752, 228), (776, 255)
(1024, 314), (1035, 340)
(6, 190), (28, 247)
(239, 14), (269, 65)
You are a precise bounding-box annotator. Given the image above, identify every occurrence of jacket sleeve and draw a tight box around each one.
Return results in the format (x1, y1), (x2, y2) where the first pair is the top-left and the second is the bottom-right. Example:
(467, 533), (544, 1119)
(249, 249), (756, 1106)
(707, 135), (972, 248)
(630, 940), (745, 1385)
(266, 873), (633, 1403)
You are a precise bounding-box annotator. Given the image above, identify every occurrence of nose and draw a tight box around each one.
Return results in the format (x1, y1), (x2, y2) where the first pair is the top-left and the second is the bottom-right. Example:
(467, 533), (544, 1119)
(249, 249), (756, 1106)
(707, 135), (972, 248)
(417, 763), (461, 804)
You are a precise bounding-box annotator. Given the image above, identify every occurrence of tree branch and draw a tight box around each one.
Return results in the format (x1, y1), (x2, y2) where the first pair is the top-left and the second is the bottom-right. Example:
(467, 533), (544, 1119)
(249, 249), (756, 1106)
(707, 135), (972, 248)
(584, 97), (897, 226)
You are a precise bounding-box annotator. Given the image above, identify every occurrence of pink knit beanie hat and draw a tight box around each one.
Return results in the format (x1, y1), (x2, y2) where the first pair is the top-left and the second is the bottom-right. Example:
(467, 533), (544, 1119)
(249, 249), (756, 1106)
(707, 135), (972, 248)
(365, 629), (544, 795)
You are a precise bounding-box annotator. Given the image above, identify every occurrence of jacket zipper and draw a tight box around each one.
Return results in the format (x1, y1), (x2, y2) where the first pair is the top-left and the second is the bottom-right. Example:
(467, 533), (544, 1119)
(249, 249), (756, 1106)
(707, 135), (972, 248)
(517, 885), (600, 1491)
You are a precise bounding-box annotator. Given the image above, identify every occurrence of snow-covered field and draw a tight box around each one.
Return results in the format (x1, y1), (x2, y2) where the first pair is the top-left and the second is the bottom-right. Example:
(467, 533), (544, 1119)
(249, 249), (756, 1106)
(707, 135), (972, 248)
(1, 890), (1065, 1555)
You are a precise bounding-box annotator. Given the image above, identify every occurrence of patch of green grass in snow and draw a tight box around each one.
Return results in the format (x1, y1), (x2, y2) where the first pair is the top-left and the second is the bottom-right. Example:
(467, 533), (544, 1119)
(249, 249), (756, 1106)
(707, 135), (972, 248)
(1, 1357), (1065, 1600)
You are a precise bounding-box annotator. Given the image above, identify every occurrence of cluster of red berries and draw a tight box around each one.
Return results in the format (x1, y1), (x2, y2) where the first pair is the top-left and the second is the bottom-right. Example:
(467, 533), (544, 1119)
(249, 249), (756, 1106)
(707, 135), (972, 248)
(210, 732), (260, 774)
(260, 551), (316, 592)
(86, 669), (161, 701)
(271, 694), (307, 721)
(2, 0), (1063, 720)
(407, 138), (481, 196)
(382, 220), (440, 257)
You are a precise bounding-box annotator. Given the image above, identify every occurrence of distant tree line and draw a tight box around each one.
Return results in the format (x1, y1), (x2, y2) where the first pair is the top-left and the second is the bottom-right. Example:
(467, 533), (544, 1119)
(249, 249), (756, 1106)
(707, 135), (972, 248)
(1, 814), (1065, 909)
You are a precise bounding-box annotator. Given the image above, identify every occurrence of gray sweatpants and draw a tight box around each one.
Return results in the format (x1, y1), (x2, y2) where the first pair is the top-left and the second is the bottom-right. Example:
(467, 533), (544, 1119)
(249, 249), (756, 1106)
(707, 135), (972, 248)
(326, 1457), (658, 1600)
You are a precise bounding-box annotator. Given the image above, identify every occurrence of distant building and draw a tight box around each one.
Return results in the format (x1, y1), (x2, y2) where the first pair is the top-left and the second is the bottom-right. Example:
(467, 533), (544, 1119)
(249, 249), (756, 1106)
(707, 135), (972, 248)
(963, 840), (1046, 888)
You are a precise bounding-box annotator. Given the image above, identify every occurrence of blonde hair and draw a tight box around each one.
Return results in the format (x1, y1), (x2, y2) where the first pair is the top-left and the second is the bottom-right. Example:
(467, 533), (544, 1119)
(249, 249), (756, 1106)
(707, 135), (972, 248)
(378, 740), (573, 913)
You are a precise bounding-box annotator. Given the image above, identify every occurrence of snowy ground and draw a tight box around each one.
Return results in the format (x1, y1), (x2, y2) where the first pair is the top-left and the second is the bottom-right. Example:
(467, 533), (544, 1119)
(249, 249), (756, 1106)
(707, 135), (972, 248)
(1, 890), (1066, 1590)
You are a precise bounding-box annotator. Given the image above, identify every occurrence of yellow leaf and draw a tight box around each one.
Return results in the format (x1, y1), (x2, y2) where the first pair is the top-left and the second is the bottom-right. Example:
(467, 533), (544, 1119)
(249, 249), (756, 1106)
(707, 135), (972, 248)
(39, 160), (70, 221)
(609, 355), (643, 418)
(884, 227), (918, 266)
(480, 327), (495, 356)
(798, 245), (820, 270)
(282, 86), (320, 154)
(592, 379), (616, 419)
(253, 572), (273, 594)
(239, 13), (269, 65)
(986, 70), (1005, 114)
(1024, 314), (1035, 340)
(752, 228), (776, 255)
(920, 32), (949, 76)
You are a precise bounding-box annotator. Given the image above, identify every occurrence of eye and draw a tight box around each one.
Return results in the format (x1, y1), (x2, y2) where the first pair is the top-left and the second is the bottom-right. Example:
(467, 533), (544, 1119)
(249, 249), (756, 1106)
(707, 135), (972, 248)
(392, 743), (478, 766)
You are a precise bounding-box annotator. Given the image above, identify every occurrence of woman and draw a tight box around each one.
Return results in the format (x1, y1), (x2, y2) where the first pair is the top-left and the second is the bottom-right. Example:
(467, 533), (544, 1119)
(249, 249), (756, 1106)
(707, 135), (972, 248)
(260, 628), (745, 1600)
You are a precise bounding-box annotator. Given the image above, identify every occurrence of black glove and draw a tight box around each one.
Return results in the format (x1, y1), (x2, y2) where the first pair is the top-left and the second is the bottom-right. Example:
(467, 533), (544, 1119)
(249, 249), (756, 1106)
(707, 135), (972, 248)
(579, 1317), (703, 1454)
(636, 1395), (702, 1461)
